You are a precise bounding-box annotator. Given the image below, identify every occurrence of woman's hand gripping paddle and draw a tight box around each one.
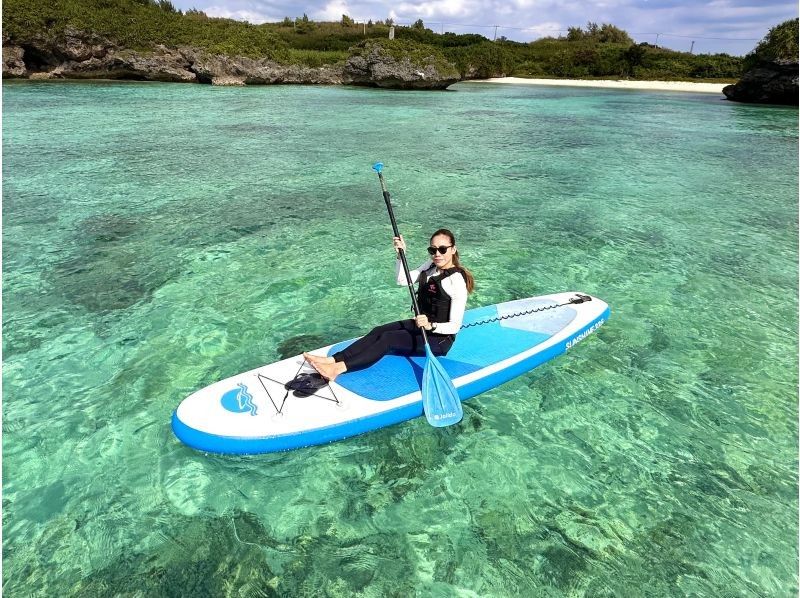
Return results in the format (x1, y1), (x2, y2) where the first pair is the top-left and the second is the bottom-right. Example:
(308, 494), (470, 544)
(372, 162), (463, 427)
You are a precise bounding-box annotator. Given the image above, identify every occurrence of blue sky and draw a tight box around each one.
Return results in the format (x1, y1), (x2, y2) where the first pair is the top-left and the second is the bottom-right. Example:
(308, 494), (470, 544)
(170, 0), (798, 55)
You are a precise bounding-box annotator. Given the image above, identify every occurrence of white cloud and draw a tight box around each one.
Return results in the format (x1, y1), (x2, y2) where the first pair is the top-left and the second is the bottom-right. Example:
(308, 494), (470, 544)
(316, 0), (352, 21)
(523, 21), (566, 37)
(202, 5), (277, 23)
(394, 0), (479, 19)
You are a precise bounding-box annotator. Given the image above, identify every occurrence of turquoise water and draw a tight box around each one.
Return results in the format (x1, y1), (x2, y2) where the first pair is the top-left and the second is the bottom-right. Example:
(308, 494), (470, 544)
(3, 80), (797, 596)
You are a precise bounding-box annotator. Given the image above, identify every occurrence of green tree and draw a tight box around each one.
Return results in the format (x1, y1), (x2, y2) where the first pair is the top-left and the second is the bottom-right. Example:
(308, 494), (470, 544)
(623, 43), (646, 75)
(412, 18), (424, 30)
(565, 22), (631, 44)
(295, 13), (315, 34)
(566, 26), (583, 41)
(341, 14), (353, 26)
(597, 23), (632, 44)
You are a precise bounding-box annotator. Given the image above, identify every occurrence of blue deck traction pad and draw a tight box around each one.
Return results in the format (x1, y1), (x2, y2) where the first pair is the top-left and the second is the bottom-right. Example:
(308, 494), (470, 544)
(329, 300), (574, 401)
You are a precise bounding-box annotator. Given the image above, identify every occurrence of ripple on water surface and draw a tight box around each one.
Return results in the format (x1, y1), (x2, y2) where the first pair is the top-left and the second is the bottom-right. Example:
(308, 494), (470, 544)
(2, 80), (797, 597)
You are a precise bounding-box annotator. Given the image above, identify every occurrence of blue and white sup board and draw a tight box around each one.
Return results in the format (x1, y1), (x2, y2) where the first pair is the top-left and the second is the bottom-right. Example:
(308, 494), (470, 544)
(172, 292), (609, 455)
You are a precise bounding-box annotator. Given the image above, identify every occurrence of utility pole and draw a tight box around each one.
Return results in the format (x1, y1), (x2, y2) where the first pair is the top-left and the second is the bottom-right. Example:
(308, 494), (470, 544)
(493, 25), (498, 41)
(655, 33), (659, 46)
(689, 40), (695, 54)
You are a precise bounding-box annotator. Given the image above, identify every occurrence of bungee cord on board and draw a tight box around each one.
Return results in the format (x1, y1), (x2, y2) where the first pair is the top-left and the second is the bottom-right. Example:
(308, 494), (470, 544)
(460, 293), (592, 329)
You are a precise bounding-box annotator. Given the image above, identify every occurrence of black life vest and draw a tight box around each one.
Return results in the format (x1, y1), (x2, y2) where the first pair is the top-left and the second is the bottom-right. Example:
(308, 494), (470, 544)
(417, 266), (465, 324)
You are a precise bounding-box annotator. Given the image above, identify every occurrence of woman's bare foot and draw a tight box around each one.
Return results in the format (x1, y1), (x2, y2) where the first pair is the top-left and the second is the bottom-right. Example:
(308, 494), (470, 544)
(303, 352), (334, 365)
(308, 359), (347, 382)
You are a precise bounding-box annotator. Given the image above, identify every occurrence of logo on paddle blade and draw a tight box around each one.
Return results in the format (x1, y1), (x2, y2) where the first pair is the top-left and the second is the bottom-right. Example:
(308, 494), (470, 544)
(434, 412), (458, 420)
(220, 383), (258, 416)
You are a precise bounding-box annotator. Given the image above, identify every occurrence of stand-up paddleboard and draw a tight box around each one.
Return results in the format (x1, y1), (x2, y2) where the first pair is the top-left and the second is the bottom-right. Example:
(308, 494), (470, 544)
(172, 292), (609, 455)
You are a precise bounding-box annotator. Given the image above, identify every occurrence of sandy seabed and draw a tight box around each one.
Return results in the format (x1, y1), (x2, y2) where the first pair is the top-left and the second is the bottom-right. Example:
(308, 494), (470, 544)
(472, 76), (727, 94)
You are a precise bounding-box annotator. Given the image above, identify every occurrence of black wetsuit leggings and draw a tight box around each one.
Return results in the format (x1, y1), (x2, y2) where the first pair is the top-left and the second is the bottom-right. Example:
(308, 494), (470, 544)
(332, 319), (455, 372)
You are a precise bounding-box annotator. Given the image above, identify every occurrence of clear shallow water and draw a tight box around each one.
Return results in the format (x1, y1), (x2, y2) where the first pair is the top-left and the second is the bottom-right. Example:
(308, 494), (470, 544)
(3, 80), (797, 596)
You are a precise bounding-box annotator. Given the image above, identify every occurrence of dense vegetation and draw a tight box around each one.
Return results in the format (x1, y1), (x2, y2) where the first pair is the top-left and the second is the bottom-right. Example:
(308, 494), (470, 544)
(3, 0), (746, 80)
(744, 18), (798, 68)
(491, 38), (743, 80)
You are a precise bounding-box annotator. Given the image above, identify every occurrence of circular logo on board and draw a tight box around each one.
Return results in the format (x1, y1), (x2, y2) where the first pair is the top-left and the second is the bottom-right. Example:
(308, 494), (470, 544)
(220, 383), (258, 416)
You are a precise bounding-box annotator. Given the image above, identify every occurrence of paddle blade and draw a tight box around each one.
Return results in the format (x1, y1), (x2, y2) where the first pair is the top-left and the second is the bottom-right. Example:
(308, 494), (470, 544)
(421, 345), (463, 427)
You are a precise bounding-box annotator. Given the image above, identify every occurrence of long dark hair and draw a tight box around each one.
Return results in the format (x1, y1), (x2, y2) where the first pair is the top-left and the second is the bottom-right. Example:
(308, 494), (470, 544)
(431, 228), (475, 294)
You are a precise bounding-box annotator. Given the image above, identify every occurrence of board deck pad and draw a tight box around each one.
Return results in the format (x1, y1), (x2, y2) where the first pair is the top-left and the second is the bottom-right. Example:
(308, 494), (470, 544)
(172, 292), (610, 454)
(329, 299), (570, 401)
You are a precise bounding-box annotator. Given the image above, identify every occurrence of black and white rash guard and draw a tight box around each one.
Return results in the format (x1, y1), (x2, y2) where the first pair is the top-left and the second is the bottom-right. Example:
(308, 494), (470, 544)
(395, 259), (468, 336)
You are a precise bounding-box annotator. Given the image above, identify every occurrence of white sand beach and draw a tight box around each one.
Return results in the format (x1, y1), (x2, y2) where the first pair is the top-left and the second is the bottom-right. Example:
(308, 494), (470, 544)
(473, 77), (727, 94)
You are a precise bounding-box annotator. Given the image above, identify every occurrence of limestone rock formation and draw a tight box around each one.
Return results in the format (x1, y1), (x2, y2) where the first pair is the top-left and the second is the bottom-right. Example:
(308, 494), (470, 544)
(179, 47), (342, 85)
(723, 60), (798, 106)
(211, 76), (246, 86)
(343, 41), (460, 89)
(2, 29), (460, 89)
(58, 46), (197, 82)
(2, 45), (26, 78)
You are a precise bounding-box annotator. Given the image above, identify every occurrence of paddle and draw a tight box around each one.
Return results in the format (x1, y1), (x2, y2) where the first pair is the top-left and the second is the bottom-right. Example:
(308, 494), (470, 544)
(372, 162), (463, 427)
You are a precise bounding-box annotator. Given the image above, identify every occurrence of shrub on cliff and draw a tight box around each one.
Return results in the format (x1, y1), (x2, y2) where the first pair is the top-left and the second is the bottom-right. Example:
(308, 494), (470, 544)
(745, 18), (799, 68)
(3, 0), (289, 60)
(348, 39), (459, 79)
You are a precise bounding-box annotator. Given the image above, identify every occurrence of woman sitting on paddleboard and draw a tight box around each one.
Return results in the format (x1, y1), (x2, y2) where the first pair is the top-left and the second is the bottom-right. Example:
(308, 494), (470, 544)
(304, 228), (475, 382)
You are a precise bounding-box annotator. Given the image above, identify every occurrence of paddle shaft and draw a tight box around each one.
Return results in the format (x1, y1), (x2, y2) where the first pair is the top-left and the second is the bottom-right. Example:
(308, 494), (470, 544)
(376, 171), (430, 346)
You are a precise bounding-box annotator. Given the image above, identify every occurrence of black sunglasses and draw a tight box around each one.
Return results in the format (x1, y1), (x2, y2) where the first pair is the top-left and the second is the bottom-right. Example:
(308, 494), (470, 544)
(427, 245), (452, 256)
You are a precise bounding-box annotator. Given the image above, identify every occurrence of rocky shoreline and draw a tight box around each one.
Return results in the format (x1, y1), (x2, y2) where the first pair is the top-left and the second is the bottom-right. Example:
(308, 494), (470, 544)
(2, 28), (461, 89)
(5, 26), (797, 103)
(723, 59), (798, 105)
